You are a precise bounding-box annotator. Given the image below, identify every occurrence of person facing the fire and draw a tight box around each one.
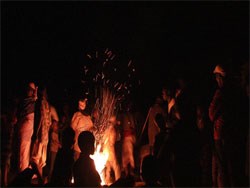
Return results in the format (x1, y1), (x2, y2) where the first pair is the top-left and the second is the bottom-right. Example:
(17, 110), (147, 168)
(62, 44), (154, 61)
(31, 86), (59, 179)
(71, 96), (94, 161)
(16, 82), (38, 172)
(73, 131), (101, 187)
(120, 101), (136, 177)
(103, 114), (121, 184)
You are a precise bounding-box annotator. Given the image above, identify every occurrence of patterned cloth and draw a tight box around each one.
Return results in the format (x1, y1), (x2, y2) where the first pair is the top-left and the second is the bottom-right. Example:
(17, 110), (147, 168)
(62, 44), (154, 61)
(71, 111), (94, 153)
(32, 99), (52, 168)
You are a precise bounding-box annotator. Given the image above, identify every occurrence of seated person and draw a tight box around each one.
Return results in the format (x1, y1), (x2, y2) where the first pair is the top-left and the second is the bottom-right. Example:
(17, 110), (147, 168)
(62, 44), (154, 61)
(73, 131), (101, 187)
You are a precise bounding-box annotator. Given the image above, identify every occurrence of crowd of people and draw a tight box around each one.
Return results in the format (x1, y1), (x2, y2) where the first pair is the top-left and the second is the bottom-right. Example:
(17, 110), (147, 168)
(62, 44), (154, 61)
(1, 63), (249, 187)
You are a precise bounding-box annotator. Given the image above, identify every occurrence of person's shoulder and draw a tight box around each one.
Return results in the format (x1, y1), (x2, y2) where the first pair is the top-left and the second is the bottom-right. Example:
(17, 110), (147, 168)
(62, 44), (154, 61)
(72, 111), (82, 118)
(74, 111), (81, 115)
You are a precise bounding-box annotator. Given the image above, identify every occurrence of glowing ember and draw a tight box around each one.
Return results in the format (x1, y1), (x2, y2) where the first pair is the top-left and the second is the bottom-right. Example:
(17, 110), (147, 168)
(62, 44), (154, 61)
(71, 176), (74, 184)
(90, 144), (109, 186)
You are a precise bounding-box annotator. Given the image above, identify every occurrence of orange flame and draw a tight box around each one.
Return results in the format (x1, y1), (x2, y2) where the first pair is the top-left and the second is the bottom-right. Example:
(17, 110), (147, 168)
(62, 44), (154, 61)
(90, 144), (109, 185)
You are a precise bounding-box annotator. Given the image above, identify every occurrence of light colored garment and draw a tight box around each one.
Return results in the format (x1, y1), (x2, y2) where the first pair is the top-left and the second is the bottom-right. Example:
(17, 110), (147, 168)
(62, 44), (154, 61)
(32, 100), (56, 168)
(103, 125), (121, 182)
(71, 111), (94, 153)
(121, 112), (136, 175)
(50, 131), (61, 153)
(122, 135), (136, 172)
(18, 113), (34, 172)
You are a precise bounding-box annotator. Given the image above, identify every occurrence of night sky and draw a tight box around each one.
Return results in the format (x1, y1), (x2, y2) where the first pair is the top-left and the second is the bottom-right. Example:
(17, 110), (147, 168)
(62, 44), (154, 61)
(2, 1), (249, 113)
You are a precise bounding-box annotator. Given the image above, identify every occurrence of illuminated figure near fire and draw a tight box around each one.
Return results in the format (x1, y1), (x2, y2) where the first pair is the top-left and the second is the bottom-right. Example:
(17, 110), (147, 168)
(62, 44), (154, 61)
(71, 96), (94, 161)
(121, 102), (136, 176)
(16, 82), (38, 172)
(31, 86), (59, 177)
(73, 131), (101, 187)
(102, 114), (121, 184)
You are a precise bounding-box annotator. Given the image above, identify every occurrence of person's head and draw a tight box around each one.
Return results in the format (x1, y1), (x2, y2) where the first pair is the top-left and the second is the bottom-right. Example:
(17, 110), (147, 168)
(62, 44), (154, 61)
(162, 86), (175, 102)
(41, 86), (48, 100)
(78, 98), (87, 111)
(213, 64), (227, 88)
(78, 131), (95, 155)
(26, 82), (36, 97)
(154, 96), (163, 105)
(109, 114), (117, 125)
(141, 155), (160, 185)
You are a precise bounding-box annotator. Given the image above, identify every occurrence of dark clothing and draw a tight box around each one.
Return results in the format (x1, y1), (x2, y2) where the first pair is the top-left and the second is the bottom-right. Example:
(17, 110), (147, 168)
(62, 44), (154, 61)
(154, 131), (170, 159)
(50, 148), (74, 186)
(73, 154), (101, 187)
(1, 115), (14, 166)
(209, 86), (249, 187)
(173, 89), (200, 187)
(8, 168), (36, 187)
(154, 130), (174, 186)
(17, 97), (36, 120)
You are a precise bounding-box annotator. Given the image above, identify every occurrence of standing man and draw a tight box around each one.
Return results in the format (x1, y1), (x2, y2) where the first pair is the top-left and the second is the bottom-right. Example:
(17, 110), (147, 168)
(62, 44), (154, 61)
(103, 115), (121, 184)
(209, 64), (247, 187)
(121, 102), (136, 176)
(16, 82), (38, 172)
(31, 86), (59, 179)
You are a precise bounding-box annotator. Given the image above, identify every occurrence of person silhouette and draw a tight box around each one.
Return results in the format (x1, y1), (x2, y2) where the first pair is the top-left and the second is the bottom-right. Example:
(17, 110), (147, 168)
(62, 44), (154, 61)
(73, 131), (101, 187)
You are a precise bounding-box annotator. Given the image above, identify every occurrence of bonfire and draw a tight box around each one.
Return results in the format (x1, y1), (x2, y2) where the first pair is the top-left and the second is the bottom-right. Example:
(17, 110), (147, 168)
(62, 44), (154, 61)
(81, 48), (140, 185)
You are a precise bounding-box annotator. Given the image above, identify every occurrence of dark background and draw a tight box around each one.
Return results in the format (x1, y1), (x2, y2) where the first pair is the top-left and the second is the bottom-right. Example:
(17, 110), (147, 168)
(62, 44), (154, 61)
(2, 1), (249, 114)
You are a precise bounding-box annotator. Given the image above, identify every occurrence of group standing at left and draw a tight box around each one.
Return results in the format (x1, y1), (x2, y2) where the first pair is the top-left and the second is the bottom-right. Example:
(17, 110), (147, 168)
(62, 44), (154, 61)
(1, 82), (61, 185)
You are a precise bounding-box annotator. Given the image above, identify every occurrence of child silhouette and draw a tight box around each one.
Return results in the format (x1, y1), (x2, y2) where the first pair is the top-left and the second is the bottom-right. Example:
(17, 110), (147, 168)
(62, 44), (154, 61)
(73, 131), (101, 187)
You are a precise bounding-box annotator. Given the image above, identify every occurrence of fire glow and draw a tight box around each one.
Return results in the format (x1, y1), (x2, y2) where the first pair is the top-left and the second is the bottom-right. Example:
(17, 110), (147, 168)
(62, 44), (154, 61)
(90, 144), (109, 186)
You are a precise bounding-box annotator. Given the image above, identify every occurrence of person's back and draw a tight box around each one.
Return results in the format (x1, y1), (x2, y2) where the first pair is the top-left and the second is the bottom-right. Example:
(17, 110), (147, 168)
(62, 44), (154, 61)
(73, 153), (101, 187)
(73, 131), (101, 187)
(50, 126), (75, 186)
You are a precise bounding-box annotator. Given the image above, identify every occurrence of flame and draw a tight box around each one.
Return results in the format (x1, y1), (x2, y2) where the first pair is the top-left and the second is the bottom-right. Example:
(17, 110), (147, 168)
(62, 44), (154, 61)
(71, 176), (74, 184)
(90, 144), (109, 186)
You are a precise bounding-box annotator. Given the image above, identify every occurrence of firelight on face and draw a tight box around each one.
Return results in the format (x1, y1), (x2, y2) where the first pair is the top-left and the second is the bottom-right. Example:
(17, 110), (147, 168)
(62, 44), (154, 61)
(78, 99), (87, 111)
